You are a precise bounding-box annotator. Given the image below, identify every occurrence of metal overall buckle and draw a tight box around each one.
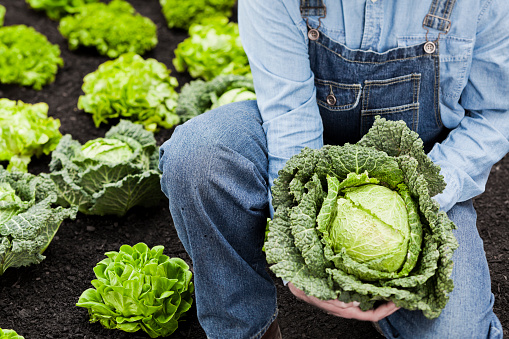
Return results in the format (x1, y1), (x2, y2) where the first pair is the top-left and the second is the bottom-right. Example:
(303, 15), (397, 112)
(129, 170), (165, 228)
(302, 6), (326, 41)
(422, 13), (451, 54)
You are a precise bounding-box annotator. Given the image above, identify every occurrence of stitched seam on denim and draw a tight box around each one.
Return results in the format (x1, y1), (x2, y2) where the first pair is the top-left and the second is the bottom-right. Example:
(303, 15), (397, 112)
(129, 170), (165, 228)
(413, 75), (421, 130)
(362, 103), (420, 115)
(315, 79), (362, 89)
(317, 87), (362, 110)
(477, 0), (495, 24)
(364, 74), (421, 86)
(433, 54), (443, 127)
(315, 40), (427, 64)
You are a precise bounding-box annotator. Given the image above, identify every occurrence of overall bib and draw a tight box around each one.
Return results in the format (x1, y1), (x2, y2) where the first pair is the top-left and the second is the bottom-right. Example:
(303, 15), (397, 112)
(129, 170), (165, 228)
(159, 0), (503, 337)
(302, 0), (452, 151)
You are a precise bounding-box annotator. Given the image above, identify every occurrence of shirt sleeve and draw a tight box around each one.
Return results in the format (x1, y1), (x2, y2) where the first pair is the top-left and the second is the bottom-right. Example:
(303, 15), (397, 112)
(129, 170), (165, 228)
(428, 0), (509, 212)
(238, 0), (323, 191)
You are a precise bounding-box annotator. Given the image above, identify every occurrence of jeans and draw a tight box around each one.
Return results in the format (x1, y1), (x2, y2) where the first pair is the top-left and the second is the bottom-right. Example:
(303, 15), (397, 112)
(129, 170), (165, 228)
(158, 100), (503, 339)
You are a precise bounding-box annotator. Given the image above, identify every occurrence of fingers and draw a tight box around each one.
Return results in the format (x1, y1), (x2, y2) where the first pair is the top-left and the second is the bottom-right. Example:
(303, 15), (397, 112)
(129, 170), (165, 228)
(287, 283), (400, 322)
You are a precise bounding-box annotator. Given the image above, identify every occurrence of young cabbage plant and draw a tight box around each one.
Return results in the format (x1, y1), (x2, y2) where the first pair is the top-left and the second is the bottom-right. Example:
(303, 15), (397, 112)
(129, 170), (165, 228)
(160, 0), (236, 30)
(176, 74), (256, 122)
(265, 117), (458, 319)
(25, 0), (99, 20)
(0, 167), (77, 275)
(77, 243), (194, 338)
(0, 328), (25, 339)
(44, 120), (165, 216)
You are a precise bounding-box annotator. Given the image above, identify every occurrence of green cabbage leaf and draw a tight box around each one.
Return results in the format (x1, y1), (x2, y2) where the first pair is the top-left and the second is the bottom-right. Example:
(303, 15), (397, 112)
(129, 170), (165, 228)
(0, 25), (63, 90)
(0, 5), (5, 27)
(0, 99), (62, 173)
(44, 120), (165, 216)
(0, 328), (25, 339)
(0, 167), (77, 275)
(176, 74), (255, 122)
(159, 0), (236, 30)
(25, 0), (99, 20)
(77, 243), (194, 338)
(265, 117), (458, 319)
(78, 53), (179, 132)
(58, 0), (157, 58)
(173, 16), (250, 81)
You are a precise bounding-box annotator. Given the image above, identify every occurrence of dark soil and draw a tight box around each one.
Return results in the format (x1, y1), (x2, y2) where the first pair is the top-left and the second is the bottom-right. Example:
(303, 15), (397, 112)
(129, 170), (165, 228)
(0, 1), (507, 338)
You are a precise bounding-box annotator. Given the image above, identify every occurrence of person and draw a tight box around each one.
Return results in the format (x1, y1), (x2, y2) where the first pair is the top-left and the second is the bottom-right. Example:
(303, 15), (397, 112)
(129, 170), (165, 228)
(158, 0), (508, 338)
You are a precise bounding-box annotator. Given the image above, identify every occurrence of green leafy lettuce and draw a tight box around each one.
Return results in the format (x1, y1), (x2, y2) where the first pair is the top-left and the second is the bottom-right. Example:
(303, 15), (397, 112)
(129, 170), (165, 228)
(265, 117), (458, 319)
(77, 53), (179, 132)
(176, 74), (256, 122)
(0, 167), (77, 275)
(25, 0), (99, 20)
(173, 16), (251, 81)
(0, 99), (62, 173)
(0, 328), (25, 339)
(58, 0), (157, 58)
(77, 243), (194, 338)
(45, 120), (165, 216)
(160, 0), (236, 30)
(0, 5), (5, 27)
(0, 25), (63, 90)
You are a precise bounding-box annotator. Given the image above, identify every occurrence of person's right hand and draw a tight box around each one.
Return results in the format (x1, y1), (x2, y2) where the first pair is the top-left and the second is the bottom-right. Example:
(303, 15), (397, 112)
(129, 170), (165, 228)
(288, 282), (400, 321)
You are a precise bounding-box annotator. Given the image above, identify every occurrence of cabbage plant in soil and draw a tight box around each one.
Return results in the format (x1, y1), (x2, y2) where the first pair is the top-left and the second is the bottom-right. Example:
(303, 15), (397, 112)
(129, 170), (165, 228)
(265, 117), (458, 319)
(45, 120), (164, 216)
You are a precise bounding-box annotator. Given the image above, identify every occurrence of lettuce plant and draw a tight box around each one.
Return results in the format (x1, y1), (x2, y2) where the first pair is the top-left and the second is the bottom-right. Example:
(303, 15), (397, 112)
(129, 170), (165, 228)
(160, 0), (236, 30)
(173, 16), (251, 81)
(78, 53), (180, 132)
(265, 117), (458, 319)
(0, 99), (62, 173)
(0, 5), (5, 27)
(45, 120), (165, 216)
(0, 328), (25, 339)
(25, 0), (99, 20)
(58, 0), (157, 58)
(0, 167), (77, 275)
(176, 74), (255, 122)
(0, 25), (63, 90)
(77, 243), (194, 338)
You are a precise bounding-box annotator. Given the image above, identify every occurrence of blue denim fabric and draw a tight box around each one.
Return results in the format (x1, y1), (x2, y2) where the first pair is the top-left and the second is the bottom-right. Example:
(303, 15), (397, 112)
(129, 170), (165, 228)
(159, 101), (503, 338)
(238, 0), (509, 212)
(159, 101), (277, 339)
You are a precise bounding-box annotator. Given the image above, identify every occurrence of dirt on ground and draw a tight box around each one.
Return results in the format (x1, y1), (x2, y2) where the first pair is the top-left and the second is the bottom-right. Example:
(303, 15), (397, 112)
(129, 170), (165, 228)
(0, 1), (507, 338)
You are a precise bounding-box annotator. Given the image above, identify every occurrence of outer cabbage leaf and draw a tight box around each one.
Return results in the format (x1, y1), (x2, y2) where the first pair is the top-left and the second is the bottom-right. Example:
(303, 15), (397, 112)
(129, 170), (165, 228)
(77, 243), (194, 338)
(0, 167), (77, 275)
(25, 0), (99, 20)
(265, 117), (458, 319)
(44, 120), (165, 216)
(0, 99), (62, 173)
(173, 17), (250, 81)
(176, 74), (255, 122)
(0, 25), (63, 90)
(159, 0), (236, 30)
(58, 0), (157, 58)
(78, 53), (179, 132)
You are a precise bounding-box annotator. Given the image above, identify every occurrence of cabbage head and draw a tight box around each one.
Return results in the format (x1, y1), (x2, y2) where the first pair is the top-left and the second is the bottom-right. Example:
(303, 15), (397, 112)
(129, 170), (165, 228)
(265, 117), (458, 319)
(44, 120), (164, 216)
(77, 243), (194, 338)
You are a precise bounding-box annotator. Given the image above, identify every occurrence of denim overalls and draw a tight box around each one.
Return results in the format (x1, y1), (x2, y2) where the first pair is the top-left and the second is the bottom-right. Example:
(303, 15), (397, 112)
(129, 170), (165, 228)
(302, 0), (453, 151)
(159, 0), (503, 337)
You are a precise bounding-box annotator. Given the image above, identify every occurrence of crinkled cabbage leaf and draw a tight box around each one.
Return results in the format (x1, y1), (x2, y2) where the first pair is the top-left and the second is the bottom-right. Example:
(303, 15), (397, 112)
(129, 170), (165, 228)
(25, 0), (99, 20)
(160, 0), (236, 30)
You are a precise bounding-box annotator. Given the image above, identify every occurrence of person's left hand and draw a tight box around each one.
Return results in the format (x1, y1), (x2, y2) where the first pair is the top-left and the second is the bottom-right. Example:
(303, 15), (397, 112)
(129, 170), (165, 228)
(288, 282), (400, 321)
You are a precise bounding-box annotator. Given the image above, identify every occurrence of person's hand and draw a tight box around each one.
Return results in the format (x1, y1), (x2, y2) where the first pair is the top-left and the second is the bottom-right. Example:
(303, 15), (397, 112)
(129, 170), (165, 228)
(287, 282), (400, 321)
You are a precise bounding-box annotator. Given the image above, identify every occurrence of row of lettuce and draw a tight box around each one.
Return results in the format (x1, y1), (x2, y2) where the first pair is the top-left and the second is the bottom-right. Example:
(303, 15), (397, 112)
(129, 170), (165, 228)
(1, 1), (243, 337)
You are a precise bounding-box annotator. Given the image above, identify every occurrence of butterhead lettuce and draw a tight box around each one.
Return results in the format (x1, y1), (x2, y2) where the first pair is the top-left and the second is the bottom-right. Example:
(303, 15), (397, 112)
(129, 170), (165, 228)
(265, 117), (458, 319)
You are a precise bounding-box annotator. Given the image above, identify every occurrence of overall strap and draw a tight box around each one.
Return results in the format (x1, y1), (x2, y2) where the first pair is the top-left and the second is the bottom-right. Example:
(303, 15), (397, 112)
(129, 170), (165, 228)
(300, 0), (326, 18)
(423, 0), (457, 34)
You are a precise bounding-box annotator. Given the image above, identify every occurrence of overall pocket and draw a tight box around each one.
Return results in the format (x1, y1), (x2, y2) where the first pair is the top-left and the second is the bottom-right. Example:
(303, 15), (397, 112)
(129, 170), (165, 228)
(360, 73), (421, 135)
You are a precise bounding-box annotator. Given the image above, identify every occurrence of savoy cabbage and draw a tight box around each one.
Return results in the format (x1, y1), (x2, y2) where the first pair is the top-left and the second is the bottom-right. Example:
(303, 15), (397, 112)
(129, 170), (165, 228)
(265, 117), (458, 319)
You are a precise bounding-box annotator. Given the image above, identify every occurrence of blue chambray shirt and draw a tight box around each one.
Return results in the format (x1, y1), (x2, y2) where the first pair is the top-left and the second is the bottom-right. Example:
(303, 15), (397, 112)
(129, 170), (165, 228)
(238, 0), (509, 212)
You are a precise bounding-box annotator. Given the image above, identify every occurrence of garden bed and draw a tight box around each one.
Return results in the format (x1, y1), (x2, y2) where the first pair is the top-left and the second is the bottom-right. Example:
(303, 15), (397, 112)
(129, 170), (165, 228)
(0, 1), (507, 338)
